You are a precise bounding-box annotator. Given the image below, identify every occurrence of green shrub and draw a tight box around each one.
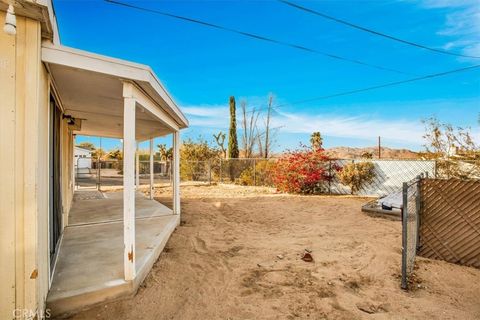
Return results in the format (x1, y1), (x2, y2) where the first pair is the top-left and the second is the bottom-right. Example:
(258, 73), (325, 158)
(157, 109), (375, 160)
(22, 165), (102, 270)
(236, 160), (276, 186)
(180, 138), (220, 181)
(338, 161), (375, 194)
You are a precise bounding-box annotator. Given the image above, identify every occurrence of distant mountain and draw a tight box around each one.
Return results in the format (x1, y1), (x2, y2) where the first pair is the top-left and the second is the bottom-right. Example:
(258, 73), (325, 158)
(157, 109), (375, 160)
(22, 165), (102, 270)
(325, 146), (419, 159)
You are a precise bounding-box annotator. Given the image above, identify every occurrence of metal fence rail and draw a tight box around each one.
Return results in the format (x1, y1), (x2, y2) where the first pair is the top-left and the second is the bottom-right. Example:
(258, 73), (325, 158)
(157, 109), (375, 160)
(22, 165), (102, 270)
(401, 176), (421, 289)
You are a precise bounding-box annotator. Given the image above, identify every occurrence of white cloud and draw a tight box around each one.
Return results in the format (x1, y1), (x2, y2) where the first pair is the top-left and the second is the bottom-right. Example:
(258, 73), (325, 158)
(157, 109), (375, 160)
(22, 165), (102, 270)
(416, 0), (480, 58)
(181, 104), (427, 144)
(182, 105), (229, 118)
(272, 111), (425, 144)
(418, 0), (478, 9)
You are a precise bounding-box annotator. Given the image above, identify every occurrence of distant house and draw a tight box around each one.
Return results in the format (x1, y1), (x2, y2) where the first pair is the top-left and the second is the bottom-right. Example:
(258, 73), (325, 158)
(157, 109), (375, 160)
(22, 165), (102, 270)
(0, 1), (188, 318)
(74, 146), (92, 169)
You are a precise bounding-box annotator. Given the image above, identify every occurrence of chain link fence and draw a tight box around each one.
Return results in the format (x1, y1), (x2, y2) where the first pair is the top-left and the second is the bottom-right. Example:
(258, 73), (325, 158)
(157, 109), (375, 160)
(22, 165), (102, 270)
(181, 158), (436, 196)
(179, 158), (277, 186)
(74, 157), (172, 190)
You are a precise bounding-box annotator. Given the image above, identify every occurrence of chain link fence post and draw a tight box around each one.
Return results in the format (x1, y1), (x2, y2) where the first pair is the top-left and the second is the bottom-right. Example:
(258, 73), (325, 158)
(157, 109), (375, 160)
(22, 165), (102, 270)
(253, 159), (257, 186)
(220, 158), (223, 183)
(401, 181), (408, 290)
(96, 157), (101, 190)
(328, 160), (332, 194)
(208, 160), (212, 185)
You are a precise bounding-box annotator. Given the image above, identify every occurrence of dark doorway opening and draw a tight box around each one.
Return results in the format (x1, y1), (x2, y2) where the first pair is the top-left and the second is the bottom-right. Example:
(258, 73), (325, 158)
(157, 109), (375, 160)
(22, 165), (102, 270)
(49, 94), (63, 268)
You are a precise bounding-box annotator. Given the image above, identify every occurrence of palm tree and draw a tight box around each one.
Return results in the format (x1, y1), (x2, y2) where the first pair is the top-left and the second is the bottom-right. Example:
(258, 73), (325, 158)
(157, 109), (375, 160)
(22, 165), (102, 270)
(310, 132), (323, 151)
(158, 144), (173, 176)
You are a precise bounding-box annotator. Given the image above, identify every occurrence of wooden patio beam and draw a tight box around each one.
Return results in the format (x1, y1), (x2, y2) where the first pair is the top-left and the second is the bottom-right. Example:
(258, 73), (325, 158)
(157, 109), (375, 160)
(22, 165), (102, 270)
(122, 86), (136, 281)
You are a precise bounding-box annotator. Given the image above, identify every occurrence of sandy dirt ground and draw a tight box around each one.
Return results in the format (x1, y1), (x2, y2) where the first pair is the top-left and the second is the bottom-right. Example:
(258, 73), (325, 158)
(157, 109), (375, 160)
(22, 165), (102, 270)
(68, 184), (480, 320)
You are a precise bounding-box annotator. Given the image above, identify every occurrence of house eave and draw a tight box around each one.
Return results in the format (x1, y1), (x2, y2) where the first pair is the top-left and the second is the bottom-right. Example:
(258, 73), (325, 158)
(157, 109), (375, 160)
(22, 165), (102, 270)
(41, 43), (189, 129)
(0, 0), (57, 41)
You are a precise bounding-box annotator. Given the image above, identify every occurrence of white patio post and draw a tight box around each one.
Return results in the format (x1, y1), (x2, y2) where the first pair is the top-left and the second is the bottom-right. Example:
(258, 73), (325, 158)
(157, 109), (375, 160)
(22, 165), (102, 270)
(123, 85), (136, 281)
(135, 143), (140, 189)
(172, 131), (181, 215)
(149, 138), (154, 200)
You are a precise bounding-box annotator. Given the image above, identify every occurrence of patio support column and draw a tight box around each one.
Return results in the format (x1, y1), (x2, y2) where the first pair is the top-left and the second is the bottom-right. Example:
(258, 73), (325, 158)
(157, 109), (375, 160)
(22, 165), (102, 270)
(123, 85), (136, 281)
(172, 131), (181, 215)
(149, 138), (154, 200)
(136, 143), (140, 189)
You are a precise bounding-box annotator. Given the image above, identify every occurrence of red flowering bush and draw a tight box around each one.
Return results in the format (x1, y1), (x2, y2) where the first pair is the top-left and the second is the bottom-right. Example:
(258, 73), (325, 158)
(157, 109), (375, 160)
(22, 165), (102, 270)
(271, 148), (341, 194)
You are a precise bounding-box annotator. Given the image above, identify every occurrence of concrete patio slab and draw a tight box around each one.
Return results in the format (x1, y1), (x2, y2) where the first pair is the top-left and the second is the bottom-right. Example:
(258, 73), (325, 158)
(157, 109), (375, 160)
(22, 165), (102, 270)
(47, 191), (179, 317)
(69, 190), (173, 225)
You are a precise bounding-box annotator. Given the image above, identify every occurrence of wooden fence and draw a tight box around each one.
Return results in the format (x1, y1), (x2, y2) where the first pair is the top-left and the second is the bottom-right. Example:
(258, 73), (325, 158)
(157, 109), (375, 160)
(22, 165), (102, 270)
(418, 178), (480, 268)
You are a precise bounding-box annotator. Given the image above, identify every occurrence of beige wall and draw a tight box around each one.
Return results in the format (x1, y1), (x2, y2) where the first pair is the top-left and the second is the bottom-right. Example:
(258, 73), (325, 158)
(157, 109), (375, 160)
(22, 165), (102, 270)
(0, 13), (73, 319)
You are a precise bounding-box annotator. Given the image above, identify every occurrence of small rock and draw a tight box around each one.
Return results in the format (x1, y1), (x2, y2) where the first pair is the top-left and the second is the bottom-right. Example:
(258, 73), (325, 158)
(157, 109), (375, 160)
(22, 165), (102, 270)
(301, 252), (314, 262)
(257, 261), (274, 268)
(305, 248), (312, 253)
(356, 302), (389, 314)
(277, 254), (284, 260)
(356, 303), (376, 314)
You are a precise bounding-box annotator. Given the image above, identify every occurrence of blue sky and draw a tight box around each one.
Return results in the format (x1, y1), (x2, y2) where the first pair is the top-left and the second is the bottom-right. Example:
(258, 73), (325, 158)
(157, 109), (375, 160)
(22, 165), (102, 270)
(58, 0), (480, 152)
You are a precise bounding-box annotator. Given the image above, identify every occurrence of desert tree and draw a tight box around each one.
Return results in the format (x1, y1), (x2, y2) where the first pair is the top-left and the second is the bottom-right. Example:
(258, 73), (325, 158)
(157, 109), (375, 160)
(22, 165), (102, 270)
(422, 117), (479, 178)
(77, 141), (95, 150)
(180, 137), (219, 181)
(213, 131), (227, 158)
(361, 151), (373, 159)
(263, 94), (274, 158)
(256, 124), (265, 158)
(254, 94), (278, 158)
(158, 144), (173, 161)
(228, 96), (239, 159)
(240, 100), (260, 158)
(91, 148), (105, 161)
(107, 148), (123, 160)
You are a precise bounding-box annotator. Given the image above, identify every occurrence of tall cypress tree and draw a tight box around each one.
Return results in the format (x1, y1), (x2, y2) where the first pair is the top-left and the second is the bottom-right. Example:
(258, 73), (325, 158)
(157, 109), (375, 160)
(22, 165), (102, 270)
(228, 96), (239, 159)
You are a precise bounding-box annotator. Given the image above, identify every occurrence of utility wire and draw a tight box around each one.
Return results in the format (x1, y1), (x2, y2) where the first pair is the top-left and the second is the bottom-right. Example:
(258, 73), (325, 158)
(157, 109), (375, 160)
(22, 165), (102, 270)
(247, 64), (480, 113)
(105, 0), (411, 75)
(279, 0), (480, 59)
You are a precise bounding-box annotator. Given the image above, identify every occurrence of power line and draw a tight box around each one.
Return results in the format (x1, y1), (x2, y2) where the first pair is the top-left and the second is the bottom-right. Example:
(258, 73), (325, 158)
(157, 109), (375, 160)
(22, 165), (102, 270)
(279, 0), (480, 59)
(247, 64), (480, 114)
(105, 0), (412, 75)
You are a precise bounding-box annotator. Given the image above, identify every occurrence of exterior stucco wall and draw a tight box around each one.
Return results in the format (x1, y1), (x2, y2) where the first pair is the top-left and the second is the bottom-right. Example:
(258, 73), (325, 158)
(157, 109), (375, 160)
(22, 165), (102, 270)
(0, 13), (73, 319)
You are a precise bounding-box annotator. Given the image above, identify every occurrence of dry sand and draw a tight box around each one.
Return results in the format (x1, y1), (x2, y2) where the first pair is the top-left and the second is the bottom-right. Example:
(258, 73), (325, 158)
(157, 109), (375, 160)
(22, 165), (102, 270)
(68, 184), (480, 320)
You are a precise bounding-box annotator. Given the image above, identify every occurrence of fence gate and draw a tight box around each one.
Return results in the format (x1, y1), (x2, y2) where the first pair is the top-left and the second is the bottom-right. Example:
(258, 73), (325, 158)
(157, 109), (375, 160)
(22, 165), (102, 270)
(418, 179), (480, 268)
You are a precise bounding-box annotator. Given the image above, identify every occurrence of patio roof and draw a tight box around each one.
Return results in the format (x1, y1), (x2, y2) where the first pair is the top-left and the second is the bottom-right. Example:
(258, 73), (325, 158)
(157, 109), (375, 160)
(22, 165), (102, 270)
(41, 43), (188, 140)
(42, 43), (183, 291)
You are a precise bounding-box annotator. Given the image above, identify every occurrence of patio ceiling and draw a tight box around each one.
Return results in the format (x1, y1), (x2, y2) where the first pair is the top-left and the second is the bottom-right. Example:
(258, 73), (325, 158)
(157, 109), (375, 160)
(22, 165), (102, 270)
(42, 44), (189, 140)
